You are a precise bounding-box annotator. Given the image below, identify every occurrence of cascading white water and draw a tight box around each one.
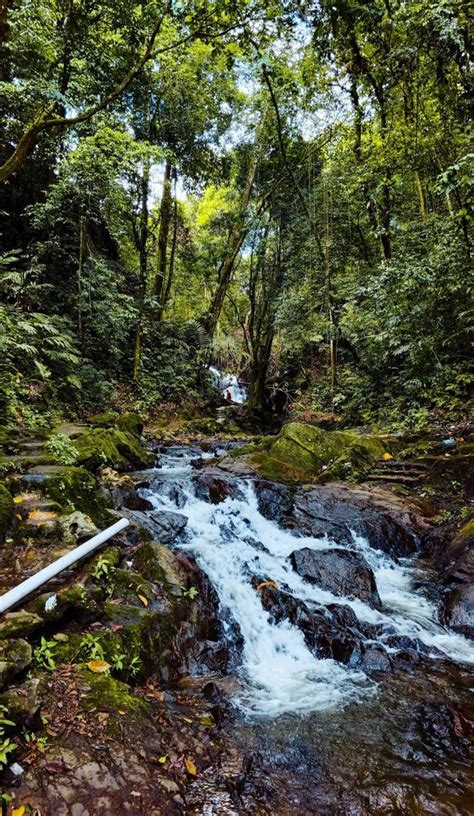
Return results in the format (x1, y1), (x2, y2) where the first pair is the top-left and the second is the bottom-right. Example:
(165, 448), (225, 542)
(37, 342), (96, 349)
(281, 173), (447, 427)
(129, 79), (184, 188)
(209, 366), (248, 404)
(142, 447), (474, 718)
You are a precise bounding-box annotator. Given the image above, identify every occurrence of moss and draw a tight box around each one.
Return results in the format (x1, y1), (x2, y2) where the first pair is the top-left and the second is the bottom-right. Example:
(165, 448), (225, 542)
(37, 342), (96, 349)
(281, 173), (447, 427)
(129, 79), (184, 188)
(73, 428), (153, 471)
(132, 541), (184, 590)
(229, 423), (389, 484)
(453, 511), (474, 545)
(0, 639), (32, 689)
(34, 466), (111, 520)
(0, 482), (14, 539)
(89, 411), (119, 428)
(116, 412), (144, 437)
(79, 670), (146, 714)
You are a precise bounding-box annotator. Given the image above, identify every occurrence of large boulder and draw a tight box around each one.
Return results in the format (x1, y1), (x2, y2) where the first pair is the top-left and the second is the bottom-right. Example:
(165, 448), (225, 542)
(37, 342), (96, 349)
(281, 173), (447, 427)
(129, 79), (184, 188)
(223, 423), (390, 483)
(290, 547), (382, 609)
(58, 511), (99, 546)
(132, 509), (187, 544)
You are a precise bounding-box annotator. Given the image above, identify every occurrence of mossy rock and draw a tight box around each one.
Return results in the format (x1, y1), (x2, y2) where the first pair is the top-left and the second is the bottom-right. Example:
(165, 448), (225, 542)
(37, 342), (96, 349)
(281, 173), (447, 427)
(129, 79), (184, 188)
(28, 584), (90, 623)
(132, 541), (186, 591)
(116, 412), (144, 437)
(0, 610), (43, 640)
(453, 511), (474, 546)
(233, 423), (388, 484)
(0, 482), (14, 539)
(28, 465), (111, 521)
(0, 638), (32, 689)
(79, 670), (146, 715)
(74, 428), (153, 472)
(89, 411), (119, 428)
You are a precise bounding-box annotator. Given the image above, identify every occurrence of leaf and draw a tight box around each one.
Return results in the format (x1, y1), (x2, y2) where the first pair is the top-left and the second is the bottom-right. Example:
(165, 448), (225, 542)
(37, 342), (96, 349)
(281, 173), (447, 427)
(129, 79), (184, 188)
(185, 757), (197, 776)
(158, 755), (168, 764)
(256, 580), (278, 591)
(382, 453), (394, 461)
(138, 594), (149, 607)
(12, 807), (26, 816)
(87, 660), (111, 674)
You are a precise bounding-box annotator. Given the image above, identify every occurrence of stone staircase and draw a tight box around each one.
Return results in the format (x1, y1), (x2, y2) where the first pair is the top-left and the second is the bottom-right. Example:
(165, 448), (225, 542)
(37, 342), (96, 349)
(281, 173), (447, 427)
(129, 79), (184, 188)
(366, 459), (427, 486)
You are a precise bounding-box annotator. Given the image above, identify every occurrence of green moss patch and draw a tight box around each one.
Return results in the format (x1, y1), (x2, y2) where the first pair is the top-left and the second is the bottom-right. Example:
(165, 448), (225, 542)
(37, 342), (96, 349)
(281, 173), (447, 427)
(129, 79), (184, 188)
(73, 428), (153, 471)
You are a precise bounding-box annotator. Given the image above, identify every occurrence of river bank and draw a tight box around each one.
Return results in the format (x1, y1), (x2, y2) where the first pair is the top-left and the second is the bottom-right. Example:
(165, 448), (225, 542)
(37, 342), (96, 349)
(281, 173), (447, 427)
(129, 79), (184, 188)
(0, 411), (472, 814)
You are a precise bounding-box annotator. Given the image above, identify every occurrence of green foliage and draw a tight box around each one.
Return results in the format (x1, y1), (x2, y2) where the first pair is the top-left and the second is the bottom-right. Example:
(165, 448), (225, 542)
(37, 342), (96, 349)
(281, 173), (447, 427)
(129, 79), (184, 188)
(46, 433), (79, 465)
(34, 636), (58, 670)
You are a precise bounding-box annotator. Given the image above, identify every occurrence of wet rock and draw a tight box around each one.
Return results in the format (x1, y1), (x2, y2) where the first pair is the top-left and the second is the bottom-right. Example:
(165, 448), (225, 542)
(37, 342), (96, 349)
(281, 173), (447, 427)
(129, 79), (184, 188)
(441, 584), (474, 639)
(0, 610), (43, 640)
(290, 547), (382, 609)
(134, 509), (188, 544)
(0, 638), (32, 689)
(256, 583), (363, 666)
(58, 511), (99, 546)
(359, 644), (392, 673)
(28, 584), (90, 623)
(290, 486), (418, 558)
(193, 471), (243, 504)
(254, 480), (293, 523)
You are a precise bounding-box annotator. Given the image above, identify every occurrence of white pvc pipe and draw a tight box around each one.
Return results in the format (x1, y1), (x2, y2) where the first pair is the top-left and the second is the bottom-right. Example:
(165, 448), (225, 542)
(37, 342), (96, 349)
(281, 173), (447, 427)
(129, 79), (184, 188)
(0, 518), (129, 615)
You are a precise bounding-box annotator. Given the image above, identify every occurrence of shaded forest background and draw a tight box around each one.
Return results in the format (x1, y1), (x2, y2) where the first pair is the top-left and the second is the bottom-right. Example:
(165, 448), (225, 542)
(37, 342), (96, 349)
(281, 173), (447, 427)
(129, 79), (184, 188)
(0, 0), (472, 430)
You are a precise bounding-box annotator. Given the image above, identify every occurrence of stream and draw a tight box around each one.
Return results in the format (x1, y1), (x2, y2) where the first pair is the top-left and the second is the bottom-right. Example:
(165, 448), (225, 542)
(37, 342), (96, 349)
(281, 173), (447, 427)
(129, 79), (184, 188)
(139, 444), (473, 813)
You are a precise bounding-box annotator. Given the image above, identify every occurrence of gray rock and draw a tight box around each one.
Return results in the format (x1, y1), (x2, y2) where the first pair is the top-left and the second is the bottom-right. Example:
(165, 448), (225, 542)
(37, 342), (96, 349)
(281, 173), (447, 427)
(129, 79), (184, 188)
(0, 638), (32, 689)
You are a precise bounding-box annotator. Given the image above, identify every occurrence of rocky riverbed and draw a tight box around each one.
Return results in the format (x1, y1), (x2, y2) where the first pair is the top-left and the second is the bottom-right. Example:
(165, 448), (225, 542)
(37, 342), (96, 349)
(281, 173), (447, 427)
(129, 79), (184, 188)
(0, 413), (472, 814)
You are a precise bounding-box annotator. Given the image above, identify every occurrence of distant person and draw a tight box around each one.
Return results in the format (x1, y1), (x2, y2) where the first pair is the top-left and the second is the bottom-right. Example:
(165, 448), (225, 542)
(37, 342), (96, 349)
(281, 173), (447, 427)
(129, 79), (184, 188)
(226, 390), (232, 401)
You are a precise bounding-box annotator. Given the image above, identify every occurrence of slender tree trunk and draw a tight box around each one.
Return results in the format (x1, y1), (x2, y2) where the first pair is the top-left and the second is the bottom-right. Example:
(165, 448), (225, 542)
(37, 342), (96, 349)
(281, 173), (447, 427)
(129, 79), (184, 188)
(133, 158), (150, 383)
(414, 170), (427, 218)
(203, 153), (258, 338)
(154, 160), (172, 307)
(77, 215), (85, 343)
(160, 171), (178, 319)
(0, 0), (9, 82)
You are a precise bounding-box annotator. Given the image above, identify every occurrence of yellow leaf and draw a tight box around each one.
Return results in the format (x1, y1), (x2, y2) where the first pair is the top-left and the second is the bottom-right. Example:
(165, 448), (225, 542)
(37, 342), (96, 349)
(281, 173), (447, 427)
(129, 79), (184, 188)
(13, 496), (23, 504)
(87, 660), (111, 674)
(382, 452), (393, 461)
(182, 716), (193, 723)
(158, 755), (168, 764)
(256, 580), (278, 591)
(12, 807), (26, 816)
(185, 757), (197, 776)
(138, 594), (149, 607)
(118, 710), (126, 715)
(199, 713), (214, 726)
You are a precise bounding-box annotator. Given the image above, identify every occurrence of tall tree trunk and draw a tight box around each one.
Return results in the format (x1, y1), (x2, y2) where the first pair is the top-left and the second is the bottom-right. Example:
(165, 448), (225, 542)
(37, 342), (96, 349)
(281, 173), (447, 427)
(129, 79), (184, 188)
(203, 153), (258, 338)
(0, 0), (9, 82)
(133, 158), (150, 383)
(154, 159), (172, 308)
(77, 215), (86, 343)
(160, 171), (178, 319)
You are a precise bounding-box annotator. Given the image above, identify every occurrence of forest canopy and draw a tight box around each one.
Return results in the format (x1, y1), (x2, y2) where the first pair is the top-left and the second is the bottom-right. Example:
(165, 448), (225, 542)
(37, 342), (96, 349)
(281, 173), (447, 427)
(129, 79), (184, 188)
(0, 0), (472, 430)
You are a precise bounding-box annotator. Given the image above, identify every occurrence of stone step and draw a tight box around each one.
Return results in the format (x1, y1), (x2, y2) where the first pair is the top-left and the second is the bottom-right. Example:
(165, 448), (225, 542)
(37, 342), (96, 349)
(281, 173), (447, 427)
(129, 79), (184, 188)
(366, 473), (426, 485)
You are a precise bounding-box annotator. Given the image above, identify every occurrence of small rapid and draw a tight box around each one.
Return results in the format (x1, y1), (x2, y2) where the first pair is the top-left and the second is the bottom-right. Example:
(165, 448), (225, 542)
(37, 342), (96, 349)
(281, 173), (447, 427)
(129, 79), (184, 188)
(141, 446), (474, 718)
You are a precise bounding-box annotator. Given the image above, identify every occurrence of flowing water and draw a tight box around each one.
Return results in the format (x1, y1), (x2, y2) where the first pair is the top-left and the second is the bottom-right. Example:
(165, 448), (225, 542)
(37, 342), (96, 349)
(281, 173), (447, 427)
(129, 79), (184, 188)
(209, 366), (248, 404)
(140, 445), (474, 720)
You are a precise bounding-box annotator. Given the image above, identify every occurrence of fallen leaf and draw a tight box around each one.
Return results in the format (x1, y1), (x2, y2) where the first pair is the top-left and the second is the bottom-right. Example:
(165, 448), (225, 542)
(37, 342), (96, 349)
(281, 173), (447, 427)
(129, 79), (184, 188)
(138, 594), (149, 606)
(199, 713), (214, 726)
(382, 452), (393, 461)
(87, 660), (111, 674)
(158, 755), (168, 764)
(12, 807), (26, 816)
(185, 757), (197, 776)
(256, 580), (278, 591)
(182, 716), (193, 723)
(13, 496), (23, 504)
(118, 710), (126, 715)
